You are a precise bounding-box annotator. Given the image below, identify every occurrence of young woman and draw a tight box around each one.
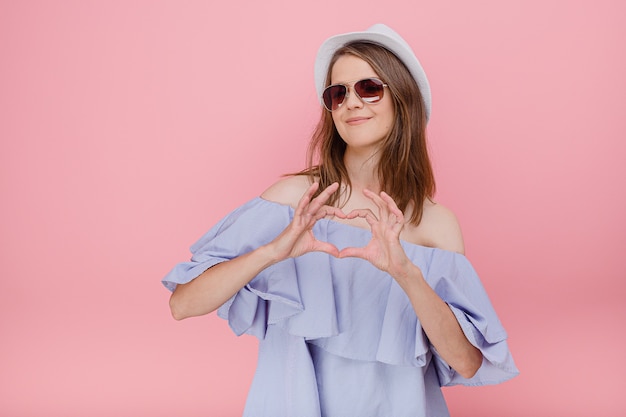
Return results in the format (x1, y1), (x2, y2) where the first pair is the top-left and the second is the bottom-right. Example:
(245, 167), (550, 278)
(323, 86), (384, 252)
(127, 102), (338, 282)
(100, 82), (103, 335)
(163, 24), (518, 417)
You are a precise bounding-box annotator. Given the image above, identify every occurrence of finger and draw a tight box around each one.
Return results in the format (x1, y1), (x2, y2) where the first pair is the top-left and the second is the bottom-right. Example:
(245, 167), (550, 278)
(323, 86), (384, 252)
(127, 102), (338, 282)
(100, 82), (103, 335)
(363, 188), (397, 223)
(312, 241), (341, 257)
(362, 188), (386, 212)
(338, 246), (366, 259)
(314, 205), (347, 221)
(345, 208), (378, 222)
(346, 209), (380, 229)
(364, 189), (402, 224)
(380, 193), (406, 233)
(311, 182), (339, 209)
(320, 181), (340, 197)
(295, 182), (321, 217)
(307, 182), (339, 213)
(379, 191), (404, 220)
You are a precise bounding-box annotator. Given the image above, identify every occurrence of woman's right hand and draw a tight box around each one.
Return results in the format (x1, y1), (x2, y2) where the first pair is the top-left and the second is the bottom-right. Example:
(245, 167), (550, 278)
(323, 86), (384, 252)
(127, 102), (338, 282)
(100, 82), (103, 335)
(170, 181), (345, 320)
(267, 182), (345, 260)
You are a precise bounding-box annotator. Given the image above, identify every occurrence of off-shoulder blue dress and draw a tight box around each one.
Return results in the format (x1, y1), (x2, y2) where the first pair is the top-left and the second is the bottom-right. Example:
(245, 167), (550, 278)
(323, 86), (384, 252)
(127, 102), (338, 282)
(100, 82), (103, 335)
(162, 197), (519, 417)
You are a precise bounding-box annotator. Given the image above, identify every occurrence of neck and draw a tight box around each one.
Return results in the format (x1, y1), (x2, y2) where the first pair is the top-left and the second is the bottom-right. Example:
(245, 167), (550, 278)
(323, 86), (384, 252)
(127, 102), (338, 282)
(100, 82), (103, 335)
(343, 147), (381, 193)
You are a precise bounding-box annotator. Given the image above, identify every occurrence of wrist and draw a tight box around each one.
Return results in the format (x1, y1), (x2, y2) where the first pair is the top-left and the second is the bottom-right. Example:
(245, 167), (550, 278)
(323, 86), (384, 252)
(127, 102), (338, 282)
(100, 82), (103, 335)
(391, 261), (425, 288)
(258, 241), (287, 267)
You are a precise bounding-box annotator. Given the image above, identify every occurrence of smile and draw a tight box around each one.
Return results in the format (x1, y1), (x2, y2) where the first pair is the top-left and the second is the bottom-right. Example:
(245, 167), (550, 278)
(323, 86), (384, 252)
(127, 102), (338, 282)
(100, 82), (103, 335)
(345, 117), (371, 125)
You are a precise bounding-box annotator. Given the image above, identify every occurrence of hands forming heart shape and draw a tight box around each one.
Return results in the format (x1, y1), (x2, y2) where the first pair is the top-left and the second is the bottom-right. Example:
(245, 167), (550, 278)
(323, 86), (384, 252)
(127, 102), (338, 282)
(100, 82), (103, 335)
(271, 182), (411, 276)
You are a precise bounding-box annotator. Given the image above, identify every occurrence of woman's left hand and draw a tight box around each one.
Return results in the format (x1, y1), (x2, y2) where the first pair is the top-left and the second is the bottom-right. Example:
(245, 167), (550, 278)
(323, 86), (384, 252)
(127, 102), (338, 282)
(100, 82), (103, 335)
(338, 189), (412, 278)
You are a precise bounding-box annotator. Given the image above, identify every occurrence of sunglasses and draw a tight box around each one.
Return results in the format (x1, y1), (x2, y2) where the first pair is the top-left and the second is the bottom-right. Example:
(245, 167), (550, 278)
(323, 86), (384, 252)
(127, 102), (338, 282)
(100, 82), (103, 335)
(322, 78), (388, 111)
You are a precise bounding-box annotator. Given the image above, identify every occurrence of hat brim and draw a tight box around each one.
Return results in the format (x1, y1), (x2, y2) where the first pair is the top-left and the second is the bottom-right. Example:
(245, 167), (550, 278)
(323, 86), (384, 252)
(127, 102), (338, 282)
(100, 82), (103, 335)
(314, 24), (431, 121)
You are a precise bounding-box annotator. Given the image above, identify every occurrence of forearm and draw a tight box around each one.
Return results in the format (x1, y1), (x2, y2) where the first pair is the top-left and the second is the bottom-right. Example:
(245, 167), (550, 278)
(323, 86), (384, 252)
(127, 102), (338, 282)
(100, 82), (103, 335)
(393, 264), (483, 379)
(169, 183), (344, 321)
(169, 244), (279, 320)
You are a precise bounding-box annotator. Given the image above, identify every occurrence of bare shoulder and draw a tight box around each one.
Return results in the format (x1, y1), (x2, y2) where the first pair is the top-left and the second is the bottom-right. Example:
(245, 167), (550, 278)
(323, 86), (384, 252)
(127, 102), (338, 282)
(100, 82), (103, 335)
(260, 175), (313, 208)
(410, 200), (465, 255)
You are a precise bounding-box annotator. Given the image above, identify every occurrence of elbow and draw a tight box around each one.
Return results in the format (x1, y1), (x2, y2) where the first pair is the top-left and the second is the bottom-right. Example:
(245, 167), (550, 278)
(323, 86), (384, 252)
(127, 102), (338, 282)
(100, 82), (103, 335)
(170, 309), (186, 321)
(169, 288), (216, 320)
(458, 364), (480, 380)
(457, 349), (483, 379)
(169, 293), (189, 321)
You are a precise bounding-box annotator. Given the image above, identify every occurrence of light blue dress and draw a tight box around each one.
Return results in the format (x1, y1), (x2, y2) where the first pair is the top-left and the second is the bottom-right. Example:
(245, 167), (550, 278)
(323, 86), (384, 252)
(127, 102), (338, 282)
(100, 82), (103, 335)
(162, 197), (519, 417)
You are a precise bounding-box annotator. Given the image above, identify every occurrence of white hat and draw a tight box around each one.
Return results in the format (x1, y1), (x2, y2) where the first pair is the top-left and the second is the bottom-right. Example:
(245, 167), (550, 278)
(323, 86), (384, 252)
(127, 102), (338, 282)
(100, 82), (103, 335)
(314, 23), (431, 121)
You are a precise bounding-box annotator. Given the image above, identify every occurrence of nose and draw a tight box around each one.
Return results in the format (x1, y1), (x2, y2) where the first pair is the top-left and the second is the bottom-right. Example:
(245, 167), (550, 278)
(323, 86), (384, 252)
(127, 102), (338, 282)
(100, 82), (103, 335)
(344, 86), (363, 109)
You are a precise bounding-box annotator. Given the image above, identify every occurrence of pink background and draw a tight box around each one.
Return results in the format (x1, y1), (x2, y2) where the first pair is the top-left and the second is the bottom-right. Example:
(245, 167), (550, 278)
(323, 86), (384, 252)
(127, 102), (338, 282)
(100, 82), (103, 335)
(1, 1), (625, 416)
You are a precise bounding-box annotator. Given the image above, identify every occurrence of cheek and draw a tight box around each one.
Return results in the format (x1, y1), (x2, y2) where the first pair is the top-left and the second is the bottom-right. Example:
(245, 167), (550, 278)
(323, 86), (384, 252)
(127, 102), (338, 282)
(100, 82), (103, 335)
(331, 114), (346, 137)
(382, 106), (396, 131)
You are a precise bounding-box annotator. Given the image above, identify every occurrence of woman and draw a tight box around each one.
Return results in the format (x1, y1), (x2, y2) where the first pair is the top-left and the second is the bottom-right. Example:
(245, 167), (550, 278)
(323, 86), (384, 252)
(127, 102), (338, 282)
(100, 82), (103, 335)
(163, 24), (518, 417)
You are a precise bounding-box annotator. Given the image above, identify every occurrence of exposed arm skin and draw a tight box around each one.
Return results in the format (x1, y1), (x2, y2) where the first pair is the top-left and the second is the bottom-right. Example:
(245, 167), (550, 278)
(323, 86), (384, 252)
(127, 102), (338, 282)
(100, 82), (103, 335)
(339, 189), (483, 379)
(169, 179), (481, 378)
(169, 182), (345, 320)
(394, 263), (483, 379)
(169, 245), (278, 321)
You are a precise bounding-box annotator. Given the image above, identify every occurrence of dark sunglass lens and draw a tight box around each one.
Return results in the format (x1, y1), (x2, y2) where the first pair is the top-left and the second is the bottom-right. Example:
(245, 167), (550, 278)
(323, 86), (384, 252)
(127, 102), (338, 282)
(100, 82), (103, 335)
(323, 85), (347, 110)
(355, 79), (384, 102)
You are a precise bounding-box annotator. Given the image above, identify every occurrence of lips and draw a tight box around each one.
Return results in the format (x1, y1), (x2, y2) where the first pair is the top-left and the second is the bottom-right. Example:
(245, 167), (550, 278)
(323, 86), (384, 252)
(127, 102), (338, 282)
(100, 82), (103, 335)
(345, 116), (371, 125)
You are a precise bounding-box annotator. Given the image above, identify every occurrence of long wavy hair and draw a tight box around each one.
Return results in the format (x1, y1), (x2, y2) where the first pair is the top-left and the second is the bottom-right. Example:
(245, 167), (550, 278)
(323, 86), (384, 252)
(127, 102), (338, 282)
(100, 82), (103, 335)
(299, 41), (435, 226)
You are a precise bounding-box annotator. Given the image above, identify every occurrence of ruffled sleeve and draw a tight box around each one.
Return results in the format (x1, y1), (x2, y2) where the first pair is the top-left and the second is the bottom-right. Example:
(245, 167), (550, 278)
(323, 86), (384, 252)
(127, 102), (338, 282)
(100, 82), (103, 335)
(419, 249), (519, 386)
(161, 198), (308, 339)
(162, 198), (285, 291)
(162, 197), (518, 387)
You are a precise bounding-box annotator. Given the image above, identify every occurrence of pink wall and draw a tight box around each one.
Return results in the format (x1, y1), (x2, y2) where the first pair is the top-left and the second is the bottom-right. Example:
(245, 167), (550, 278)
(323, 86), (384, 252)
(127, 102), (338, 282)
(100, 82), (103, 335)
(1, 1), (624, 416)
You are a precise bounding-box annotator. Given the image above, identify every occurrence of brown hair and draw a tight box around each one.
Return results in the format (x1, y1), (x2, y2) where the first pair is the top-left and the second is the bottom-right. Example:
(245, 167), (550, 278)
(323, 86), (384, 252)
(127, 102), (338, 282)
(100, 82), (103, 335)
(299, 41), (435, 226)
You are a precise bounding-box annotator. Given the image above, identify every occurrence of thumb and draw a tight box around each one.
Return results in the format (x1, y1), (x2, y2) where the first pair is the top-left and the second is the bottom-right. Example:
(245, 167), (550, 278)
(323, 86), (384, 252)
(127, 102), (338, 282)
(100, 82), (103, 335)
(313, 242), (341, 258)
(338, 246), (364, 259)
